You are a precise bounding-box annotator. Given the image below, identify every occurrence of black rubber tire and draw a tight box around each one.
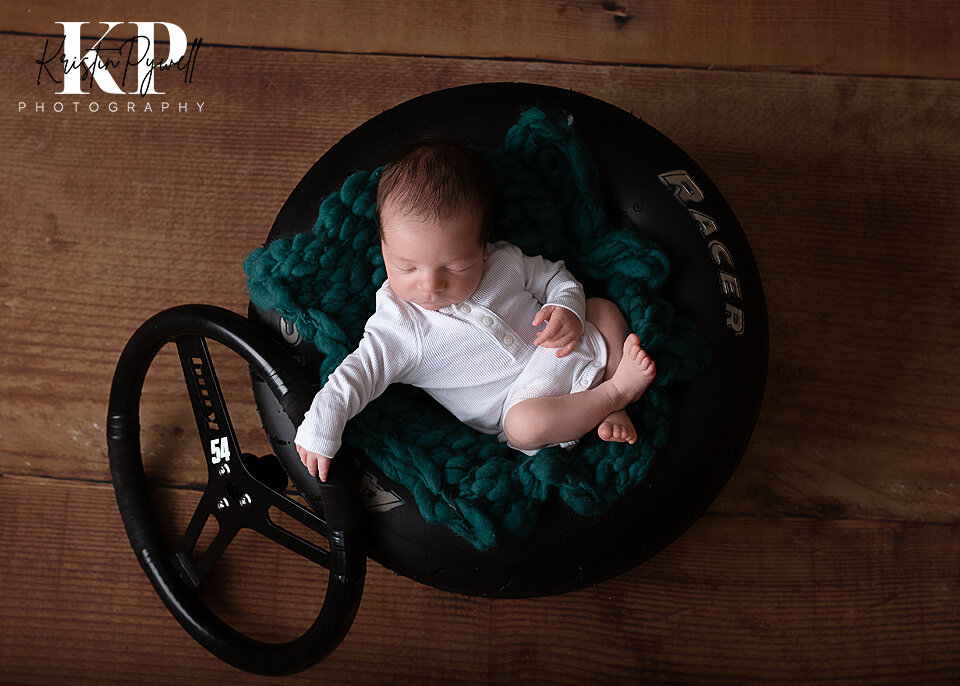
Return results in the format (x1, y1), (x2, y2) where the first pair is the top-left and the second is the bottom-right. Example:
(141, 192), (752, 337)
(250, 82), (768, 597)
(106, 304), (365, 675)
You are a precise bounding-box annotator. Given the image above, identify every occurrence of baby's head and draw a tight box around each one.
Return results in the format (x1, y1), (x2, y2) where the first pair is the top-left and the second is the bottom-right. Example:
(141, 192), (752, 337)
(376, 139), (495, 244)
(376, 140), (495, 310)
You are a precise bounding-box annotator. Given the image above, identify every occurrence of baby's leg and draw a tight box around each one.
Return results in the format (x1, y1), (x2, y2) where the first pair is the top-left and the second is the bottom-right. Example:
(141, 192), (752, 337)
(586, 298), (642, 444)
(503, 333), (656, 450)
(586, 297), (629, 378)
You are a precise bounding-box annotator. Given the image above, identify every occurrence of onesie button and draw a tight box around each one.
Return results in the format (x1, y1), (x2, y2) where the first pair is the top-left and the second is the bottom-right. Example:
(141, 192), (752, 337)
(458, 303), (471, 314)
(502, 335), (514, 346)
(481, 315), (494, 327)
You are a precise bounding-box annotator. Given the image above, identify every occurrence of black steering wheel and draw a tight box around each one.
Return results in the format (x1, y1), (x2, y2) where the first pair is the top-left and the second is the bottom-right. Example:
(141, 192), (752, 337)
(106, 304), (365, 675)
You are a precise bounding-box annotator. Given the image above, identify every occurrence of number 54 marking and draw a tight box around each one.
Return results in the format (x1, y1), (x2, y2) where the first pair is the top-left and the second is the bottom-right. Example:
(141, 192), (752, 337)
(210, 436), (231, 464)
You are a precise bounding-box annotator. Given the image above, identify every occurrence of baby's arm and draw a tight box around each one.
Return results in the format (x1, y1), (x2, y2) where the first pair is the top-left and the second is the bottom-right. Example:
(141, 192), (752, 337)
(294, 294), (418, 481)
(514, 245), (587, 357)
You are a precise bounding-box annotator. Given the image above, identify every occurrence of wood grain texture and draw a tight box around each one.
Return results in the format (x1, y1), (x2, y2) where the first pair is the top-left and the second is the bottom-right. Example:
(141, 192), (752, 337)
(1, 1), (959, 681)
(2, 37), (958, 522)
(2, 0), (959, 78)
(2, 476), (959, 684)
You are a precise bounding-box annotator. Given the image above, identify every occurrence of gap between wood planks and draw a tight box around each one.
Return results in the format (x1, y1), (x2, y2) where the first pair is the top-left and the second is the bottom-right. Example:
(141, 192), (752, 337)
(3, 28), (958, 83)
(3, 472), (959, 529)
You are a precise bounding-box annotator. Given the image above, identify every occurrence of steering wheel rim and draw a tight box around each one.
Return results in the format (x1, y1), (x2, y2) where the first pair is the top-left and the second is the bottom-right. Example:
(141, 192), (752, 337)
(106, 304), (365, 675)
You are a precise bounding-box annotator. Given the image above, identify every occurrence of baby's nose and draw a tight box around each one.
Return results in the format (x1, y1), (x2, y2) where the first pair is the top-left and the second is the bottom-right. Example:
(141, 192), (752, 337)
(420, 273), (445, 293)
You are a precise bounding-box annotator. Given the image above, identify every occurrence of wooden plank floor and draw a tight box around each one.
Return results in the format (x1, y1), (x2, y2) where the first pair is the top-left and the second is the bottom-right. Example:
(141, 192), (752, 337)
(2, 1), (959, 682)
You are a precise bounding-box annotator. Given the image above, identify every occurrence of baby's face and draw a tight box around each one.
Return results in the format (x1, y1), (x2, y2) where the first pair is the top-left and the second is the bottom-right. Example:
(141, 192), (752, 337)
(380, 203), (488, 311)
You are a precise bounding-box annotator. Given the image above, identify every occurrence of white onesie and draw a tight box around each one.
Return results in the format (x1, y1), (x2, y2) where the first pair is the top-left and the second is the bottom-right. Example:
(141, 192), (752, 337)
(294, 241), (608, 458)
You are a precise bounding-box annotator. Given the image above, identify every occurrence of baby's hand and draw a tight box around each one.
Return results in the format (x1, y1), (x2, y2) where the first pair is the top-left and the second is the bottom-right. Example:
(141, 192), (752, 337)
(533, 305), (583, 357)
(296, 444), (332, 482)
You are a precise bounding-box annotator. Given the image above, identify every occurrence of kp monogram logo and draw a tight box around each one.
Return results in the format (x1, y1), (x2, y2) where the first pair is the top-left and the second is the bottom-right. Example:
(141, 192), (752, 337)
(36, 21), (201, 96)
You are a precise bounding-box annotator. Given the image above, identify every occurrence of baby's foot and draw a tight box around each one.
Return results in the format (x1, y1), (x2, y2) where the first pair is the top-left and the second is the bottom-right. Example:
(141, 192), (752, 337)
(608, 334), (656, 406)
(598, 409), (637, 444)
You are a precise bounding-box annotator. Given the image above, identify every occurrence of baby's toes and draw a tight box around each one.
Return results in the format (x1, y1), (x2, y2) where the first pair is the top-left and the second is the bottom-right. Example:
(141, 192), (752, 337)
(621, 333), (640, 360)
(612, 423), (631, 442)
(638, 350), (655, 372)
(598, 421), (614, 441)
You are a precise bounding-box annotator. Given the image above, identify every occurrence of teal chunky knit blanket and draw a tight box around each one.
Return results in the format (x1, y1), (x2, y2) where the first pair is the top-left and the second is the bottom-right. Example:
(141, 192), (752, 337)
(244, 108), (710, 550)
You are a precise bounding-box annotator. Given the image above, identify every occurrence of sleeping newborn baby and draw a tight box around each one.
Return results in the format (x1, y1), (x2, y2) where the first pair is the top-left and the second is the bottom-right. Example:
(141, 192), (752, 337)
(295, 140), (656, 481)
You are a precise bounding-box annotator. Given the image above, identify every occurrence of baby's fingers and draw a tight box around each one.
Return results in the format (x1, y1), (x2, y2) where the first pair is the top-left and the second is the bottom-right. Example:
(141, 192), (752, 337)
(297, 445), (319, 476)
(552, 330), (579, 357)
(532, 305), (558, 328)
(317, 456), (331, 482)
(555, 338), (578, 357)
(534, 318), (563, 346)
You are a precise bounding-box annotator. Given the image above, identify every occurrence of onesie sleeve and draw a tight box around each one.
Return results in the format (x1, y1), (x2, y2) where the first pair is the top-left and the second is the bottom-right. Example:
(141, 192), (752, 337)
(294, 290), (420, 459)
(514, 243), (587, 324)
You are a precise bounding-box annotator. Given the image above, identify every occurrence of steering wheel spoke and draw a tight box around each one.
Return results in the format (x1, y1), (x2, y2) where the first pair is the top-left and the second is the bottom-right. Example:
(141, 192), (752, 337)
(250, 487), (334, 568)
(172, 486), (237, 589)
(172, 462), (335, 588)
(175, 335), (241, 481)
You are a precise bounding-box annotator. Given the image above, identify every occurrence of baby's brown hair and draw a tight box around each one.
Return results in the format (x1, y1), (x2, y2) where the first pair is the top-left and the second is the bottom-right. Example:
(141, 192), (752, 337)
(376, 139), (495, 245)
